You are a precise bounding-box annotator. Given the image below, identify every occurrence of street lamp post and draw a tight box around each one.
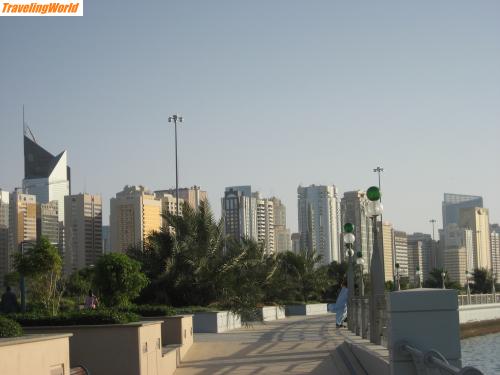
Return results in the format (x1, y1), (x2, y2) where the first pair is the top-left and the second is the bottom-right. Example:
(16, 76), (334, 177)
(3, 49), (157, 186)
(465, 271), (472, 305)
(366, 186), (384, 345)
(356, 251), (365, 297)
(416, 266), (422, 288)
(343, 223), (355, 332)
(492, 271), (496, 298)
(441, 270), (447, 289)
(168, 114), (183, 216)
(395, 263), (401, 291)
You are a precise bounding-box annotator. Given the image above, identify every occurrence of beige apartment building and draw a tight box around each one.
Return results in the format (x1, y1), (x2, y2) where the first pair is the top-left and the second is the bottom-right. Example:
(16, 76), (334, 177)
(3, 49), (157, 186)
(64, 194), (102, 274)
(378, 221), (394, 282)
(36, 201), (60, 247)
(444, 246), (467, 285)
(154, 191), (184, 229)
(8, 190), (37, 274)
(272, 197), (291, 253)
(407, 240), (424, 286)
(156, 186), (207, 211)
(254, 193), (275, 254)
(459, 207), (491, 270)
(110, 186), (161, 252)
(0, 190), (10, 282)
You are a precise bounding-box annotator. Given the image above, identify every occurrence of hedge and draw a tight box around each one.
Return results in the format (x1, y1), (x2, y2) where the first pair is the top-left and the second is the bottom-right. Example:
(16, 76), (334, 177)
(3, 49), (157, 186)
(0, 316), (23, 338)
(8, 309), (140, 327)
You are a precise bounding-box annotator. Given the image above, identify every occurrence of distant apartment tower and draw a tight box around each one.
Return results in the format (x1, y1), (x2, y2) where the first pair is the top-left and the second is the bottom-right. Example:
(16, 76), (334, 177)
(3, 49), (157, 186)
(378, 222), (394, 282)
(458, 207), (491, 270)
(442, 193), (483, 229)
(443, 224), (474, 273)
(110, 186), (161, 252)
(408, 232), (436, 281)
(102, 225), (111, 254)
(154, 192), (185, 229)
(64, 194), (103, 274)
(222, 186), (257, 241)
(340, 190), (373, 270)
(393, 230), (409, 278)
(156, 186), (207, 211)
(272, 197), (291, 253)
(407, 240), (423, 286)
(291, 233), (301, 253)
(490, 224), (500, 277)
(8, 190), (37, 274)
(0, 190), (9, 282)
(253, 193), (275, 254)
(22, 130), (70, 223)
(297, 185), (340, 264)
(36, 201), (60, 247)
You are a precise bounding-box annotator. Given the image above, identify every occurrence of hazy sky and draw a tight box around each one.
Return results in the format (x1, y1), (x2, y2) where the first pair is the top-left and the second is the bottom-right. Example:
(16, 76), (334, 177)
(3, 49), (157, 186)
(1, 1), (499, 233)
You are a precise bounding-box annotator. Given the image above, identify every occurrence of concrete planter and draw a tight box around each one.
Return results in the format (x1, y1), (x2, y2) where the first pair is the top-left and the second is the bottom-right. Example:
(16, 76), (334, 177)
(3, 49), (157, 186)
(24, 321), (177, 375)
(286, 303), (328, 316)
(193, 311), (241, 333)
(0, 334), (72, 375)
(258, 306), (286, 321)
(141, 315), (193, 359)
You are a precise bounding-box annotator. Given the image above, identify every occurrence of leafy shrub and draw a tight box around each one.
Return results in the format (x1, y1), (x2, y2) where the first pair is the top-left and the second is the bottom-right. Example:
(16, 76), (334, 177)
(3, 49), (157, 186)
(8, 309), (139, 327)
(125, 304), (176, 317)
(173, 306), (220, 314)
(0, 316), (23, 338)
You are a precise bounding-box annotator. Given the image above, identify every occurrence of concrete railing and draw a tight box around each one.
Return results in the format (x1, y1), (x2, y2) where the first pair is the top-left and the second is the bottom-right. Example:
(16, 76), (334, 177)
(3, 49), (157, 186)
(458, 293), (500, 306)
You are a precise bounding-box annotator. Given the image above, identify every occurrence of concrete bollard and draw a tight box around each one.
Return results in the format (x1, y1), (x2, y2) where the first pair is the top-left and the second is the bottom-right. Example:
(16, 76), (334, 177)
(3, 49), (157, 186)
(388, 289), (462, 375)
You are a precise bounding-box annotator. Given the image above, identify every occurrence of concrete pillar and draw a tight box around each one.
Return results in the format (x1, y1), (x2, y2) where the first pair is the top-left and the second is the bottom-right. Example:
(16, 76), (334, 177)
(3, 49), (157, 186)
(388, 289), (461, 375)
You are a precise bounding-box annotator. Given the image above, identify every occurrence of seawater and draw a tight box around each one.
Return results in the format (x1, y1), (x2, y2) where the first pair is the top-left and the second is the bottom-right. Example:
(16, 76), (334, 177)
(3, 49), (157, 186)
(461, 333), (500, 375)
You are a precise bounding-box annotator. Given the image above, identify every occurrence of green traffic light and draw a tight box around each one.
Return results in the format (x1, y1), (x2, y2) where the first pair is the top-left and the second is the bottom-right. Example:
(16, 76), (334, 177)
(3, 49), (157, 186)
(366, 186), (381, 201)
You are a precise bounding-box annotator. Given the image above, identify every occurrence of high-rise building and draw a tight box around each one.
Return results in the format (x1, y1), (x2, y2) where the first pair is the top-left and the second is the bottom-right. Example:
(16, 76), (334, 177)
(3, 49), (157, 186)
(443, 224), (474, 273)
(156, 186), (207, 211)
(0, 190), (10, 282)
(22, 131), (70, 223)
(291, 233), (301, 253)
(458, 207), (491, 270)
(272, 198), (291, 253)
(110, 186), (161, 252)
(378, 221), (394, 282)
(36, 201), (60, 247)
(297, 185), (340, 264)
(444, 246), (468, 285)
(64, 194), (102, 274)
(407, 240), (423, 286)
(442, 193), (483, 229)
(154, 191), (185, 229)
(340, 190), (373, 270)
(253, 193), (275, 254)
(221, 186), (257, 241)
(490, 224), (500, 278)
(8, 190), (37, 274)
(393, 230), (409, 278)
(408, 232), (437, 281)
(102, 225), (111, 254)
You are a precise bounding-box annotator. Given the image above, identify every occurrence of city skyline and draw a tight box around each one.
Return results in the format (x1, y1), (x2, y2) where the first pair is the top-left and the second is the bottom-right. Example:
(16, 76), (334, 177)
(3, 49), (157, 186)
(1, 1), (500, 234)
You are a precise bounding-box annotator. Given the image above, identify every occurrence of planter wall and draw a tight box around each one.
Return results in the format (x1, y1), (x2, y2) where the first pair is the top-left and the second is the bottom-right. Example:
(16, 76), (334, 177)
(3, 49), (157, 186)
(24, 321), (175, 375)
(141, 315), (193, 359)
(286, 303), (328, 316)
(193, 311), (241, 333)
(258, 306), (286, 321)
(0, 334), (71, 375)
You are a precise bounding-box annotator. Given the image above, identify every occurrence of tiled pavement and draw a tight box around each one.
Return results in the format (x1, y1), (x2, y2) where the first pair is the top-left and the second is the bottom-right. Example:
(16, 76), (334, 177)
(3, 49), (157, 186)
(174, 314), (355, 375)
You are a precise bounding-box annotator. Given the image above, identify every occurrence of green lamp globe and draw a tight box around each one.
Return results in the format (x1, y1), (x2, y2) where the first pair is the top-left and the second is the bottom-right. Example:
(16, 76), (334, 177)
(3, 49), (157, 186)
(366, 186), (381, 201)
(344, 223), (355, 233)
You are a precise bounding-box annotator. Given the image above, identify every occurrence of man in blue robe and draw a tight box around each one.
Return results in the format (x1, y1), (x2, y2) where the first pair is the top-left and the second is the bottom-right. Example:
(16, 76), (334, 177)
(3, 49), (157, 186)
(328, 279), (348, 327)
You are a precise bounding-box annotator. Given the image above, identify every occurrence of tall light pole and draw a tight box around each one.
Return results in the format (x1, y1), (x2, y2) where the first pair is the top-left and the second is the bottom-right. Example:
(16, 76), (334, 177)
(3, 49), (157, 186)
(373, 167), (384, 195)
(395, 263), (401, 291)
(343, 223), (355, 331)
(441, 270), (447, 289)
(429, 219), (436, 241)
(416, 266), (422, 288)
(465, 271), (472, 304)
(366, 185), (384, 345)
(168, 114), (183, 216)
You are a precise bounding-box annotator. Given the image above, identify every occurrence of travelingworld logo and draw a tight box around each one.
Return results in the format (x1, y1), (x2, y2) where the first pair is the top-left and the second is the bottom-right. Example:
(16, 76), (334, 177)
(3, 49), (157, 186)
(1, 0), (83, 16)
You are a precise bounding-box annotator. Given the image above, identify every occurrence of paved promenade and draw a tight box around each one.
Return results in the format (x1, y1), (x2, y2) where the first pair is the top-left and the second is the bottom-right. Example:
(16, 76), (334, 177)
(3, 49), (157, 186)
(175, 315), (356, 375)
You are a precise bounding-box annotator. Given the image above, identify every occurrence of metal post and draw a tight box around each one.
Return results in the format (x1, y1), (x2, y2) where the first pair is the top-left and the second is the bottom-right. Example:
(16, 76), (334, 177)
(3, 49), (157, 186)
(370, 216), (384, 344)
(168, 114), (183, 216)
(441, 271), (446, 289)
(347, 248), (354, 331)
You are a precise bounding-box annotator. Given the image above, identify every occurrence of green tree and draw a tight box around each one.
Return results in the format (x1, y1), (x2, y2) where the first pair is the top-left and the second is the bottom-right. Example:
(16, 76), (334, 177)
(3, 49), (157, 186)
(323, 261), (348, 300)
(66, 267), (95, 304)
(94, 253), (148, 307)
(423, 268), (461, 290)
(14, 237), (64, 316)
(472, 268), (492, 294)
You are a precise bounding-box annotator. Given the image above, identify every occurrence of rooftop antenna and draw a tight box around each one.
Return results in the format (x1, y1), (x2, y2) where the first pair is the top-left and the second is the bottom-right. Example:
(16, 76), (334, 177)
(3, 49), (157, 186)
(23, 105), (37, 143)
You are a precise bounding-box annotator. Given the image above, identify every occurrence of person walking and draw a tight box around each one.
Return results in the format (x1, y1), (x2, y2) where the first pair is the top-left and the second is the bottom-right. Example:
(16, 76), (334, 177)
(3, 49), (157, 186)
(328, 279), (348, 328)
(0, 286), (20, 313)
(84, 289), (99, 310)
